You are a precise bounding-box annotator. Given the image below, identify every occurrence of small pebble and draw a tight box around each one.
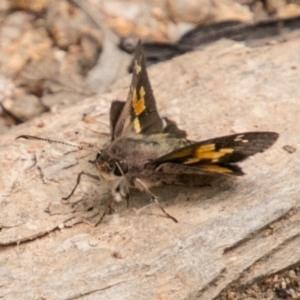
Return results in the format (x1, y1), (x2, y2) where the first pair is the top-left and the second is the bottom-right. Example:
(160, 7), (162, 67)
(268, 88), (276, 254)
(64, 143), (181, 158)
(281, 280), (287, 289)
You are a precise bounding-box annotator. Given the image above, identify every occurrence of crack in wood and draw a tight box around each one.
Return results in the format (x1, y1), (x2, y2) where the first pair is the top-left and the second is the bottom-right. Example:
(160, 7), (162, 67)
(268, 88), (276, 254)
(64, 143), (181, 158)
(223, 208), (298, 254)
(64, 279), (135, 300)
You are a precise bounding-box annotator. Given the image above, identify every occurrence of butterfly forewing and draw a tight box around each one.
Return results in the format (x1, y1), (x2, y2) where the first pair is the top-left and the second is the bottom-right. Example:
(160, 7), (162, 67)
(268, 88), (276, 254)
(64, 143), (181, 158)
(111, 40), (163, 140)
(150, 132), (279, 175)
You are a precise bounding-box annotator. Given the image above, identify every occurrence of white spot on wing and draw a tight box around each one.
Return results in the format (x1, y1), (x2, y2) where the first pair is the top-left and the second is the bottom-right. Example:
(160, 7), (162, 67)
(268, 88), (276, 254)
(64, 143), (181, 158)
(234, 135), (249, 143)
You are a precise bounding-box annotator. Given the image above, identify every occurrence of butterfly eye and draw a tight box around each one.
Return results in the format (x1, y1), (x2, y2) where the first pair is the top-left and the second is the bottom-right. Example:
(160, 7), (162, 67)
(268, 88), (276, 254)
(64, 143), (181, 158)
(113, 161), (128, 177)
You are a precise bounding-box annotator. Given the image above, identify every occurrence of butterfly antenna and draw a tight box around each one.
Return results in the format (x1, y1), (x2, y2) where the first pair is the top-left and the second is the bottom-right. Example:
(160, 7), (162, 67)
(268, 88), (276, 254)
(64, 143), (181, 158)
(16, 135), (97, 152)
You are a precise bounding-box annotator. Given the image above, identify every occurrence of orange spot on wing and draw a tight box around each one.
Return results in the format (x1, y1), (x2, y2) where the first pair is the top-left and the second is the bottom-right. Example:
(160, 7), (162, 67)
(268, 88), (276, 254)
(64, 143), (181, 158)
(191, 146), (234, 162)
(133, 117), (141, 133)
(132, 87), (146, 116)
(198, 164), (233, 174)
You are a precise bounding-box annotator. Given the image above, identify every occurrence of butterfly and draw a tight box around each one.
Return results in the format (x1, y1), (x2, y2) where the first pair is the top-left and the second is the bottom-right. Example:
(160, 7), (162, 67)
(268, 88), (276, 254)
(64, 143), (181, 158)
(17, 40), (279, 223)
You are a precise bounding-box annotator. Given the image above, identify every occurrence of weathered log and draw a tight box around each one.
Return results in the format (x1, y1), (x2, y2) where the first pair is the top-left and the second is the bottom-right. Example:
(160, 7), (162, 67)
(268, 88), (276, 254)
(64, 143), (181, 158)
(0, 37), (299, 299)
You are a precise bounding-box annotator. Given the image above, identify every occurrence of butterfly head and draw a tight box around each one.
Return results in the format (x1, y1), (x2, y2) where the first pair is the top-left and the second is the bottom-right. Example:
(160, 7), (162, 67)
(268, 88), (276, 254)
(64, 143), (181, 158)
(89, 150), (128, 180)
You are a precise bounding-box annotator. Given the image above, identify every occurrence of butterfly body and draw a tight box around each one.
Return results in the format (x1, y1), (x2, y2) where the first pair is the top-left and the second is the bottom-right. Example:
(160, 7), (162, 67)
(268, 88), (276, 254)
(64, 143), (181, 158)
(91, 134), (192, 199)
(109, 134), (191, 171)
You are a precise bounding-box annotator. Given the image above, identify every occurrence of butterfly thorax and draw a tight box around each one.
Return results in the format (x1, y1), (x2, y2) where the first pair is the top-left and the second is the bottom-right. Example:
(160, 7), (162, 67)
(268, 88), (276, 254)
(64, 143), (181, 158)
(105, 134), (192, 178)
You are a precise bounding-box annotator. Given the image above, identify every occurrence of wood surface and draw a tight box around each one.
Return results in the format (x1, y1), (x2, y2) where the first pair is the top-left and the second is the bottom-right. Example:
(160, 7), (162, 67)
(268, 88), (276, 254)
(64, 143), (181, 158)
(0, 37), (299, 299)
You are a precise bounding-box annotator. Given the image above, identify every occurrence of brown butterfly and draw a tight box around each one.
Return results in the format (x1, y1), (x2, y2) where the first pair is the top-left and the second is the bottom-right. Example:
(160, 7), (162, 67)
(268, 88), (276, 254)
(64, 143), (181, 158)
(17, 40), (279, 223)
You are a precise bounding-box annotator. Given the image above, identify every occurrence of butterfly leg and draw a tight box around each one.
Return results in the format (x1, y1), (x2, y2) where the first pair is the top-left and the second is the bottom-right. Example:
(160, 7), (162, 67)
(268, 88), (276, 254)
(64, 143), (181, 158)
(62, 171), (100, 201)
(94, 197), (116, 226)
(94, 181), (129, 225)
(112, 180), (130, 207)
(134, 178), (178, 223)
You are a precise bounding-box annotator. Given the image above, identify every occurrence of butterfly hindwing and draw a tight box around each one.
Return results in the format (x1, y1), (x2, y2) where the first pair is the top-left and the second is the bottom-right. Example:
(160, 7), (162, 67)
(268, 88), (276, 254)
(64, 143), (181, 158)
(150, 132), (279, 175)
(162, 117), (187, 138)
(110, 100), (125, 141)
(111, 40), (163, 141)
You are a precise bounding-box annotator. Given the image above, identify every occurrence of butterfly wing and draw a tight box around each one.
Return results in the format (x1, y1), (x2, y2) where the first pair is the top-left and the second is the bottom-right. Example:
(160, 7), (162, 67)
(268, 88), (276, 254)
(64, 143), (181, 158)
(110, 100), (125, 140)
(110, 40), (163, 141)
(149, 132), (279, 175)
